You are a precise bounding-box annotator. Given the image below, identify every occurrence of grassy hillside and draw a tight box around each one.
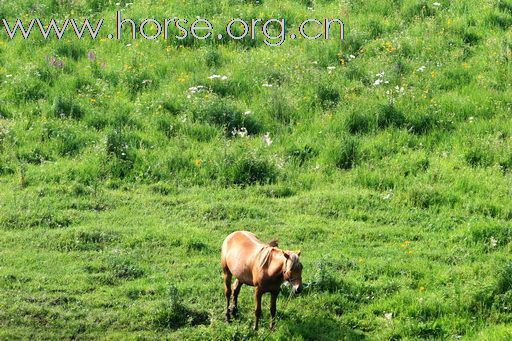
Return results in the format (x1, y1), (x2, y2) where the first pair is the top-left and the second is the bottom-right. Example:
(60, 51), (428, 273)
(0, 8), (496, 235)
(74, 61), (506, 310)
(1, 0), (512, 339)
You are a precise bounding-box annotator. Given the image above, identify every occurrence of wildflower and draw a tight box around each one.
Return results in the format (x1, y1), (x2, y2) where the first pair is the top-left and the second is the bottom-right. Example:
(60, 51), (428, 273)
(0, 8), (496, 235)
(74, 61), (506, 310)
(262, 132), (272, 146)
(238, 127), (248, 138)
(384, 312), (393, 321)
(188, 85), (206, 94)
(87, 51), (96, 62)
(417, 66), (426, 72)
(400, 240), (411, 248)
(419, 286), (426, 292)
(490, 236), (498, 248)
(433, 2), (441, 6)
(327, 66), (336, 71)
(374, 79), (383, 86)
(48, 56), (64, 68)
(194, 159), (202, 168)
(231, 127), (248, 138)
(262, 83), (273, 88)
(208, 74), (228, 80)
(5, 74), (12, 78)
(243, 111), (252, 116)
(348, 54), (356, 60)
(383, 192), (393, 200)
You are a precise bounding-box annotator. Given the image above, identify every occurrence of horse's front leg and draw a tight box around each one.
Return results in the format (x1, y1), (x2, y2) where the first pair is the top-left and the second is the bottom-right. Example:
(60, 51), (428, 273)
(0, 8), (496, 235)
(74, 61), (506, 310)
(269, 290), (279, 330)
(253, 287), (263, 330)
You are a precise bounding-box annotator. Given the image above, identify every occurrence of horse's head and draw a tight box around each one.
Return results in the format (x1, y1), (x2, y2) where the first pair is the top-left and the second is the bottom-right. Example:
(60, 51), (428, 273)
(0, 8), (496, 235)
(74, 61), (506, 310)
(283, 250), (303, 294)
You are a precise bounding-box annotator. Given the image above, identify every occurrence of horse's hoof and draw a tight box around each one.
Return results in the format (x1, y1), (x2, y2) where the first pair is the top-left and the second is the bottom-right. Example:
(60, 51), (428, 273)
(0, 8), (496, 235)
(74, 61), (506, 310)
(229, 307), (238, 318)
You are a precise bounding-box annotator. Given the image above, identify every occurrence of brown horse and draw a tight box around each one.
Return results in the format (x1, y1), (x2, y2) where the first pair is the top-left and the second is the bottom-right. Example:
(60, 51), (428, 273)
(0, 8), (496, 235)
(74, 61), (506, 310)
(221, 231), (303, 330)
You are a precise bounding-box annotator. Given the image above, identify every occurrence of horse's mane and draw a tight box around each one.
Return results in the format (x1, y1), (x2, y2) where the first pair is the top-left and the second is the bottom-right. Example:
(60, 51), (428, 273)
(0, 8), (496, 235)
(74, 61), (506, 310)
(268, 239), (278, 247)
(258, 241), (278, 269)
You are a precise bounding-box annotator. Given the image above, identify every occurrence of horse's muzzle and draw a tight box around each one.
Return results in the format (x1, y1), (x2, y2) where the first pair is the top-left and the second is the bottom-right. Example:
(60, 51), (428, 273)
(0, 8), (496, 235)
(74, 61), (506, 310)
(293, 284), (303, 294)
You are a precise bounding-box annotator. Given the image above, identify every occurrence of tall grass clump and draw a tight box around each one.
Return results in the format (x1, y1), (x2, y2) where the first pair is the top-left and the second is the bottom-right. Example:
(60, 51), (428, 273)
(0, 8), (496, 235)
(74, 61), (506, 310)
(105, 130), (137, 178)
(197, 100), (262, 136)
(154, 285), (209, 329)
(222, 150), (278, 186)
(334, 136), (360, 170)
(52, 96), (85, 120)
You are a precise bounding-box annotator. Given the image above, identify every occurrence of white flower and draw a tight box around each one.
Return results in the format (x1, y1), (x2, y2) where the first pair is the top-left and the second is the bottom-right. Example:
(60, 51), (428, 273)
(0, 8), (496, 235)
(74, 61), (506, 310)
(243, 111), (252, 116)
(327, 66), (336, 70)
(262, 83), (273, 88)
(262, 132), (273, 146)
(417, 66), (426, 72)
(433, 2), (441, 7)
(384, 312), (393, 321)
(348, 54), (356, 60)
(208, 74), (228, 80)
(383, 192), (393, 200)
(231, 128), (249, 138)
(376, 71), (385, 78)
(374, 79), (383, 86)
(188, 85), (206, 94)
(5, 74), (12, 78)
(238, 127), (248, 138)
(490, 237), (498, 248)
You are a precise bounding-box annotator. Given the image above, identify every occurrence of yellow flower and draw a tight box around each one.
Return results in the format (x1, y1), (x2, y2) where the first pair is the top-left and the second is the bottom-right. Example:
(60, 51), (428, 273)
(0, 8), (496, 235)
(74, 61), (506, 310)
(431, 71), (437, 78)
(463, 63), (469, 69)
(400, 240), (411, 248)
(419, 286), (426, 292)
(194, 159), (202, 168)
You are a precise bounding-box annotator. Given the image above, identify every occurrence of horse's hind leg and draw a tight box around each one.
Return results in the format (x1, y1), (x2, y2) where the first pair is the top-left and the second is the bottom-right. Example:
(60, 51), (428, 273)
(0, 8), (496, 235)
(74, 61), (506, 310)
(223, 268), (232, 322)
(230, 279), (243, 318)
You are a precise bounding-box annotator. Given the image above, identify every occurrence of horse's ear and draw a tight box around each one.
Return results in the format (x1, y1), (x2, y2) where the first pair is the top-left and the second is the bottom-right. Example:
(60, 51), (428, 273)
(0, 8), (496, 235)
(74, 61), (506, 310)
(268, 240), (279, 247)
(296, 250), (301, 257)
(283, 251), (290, 259)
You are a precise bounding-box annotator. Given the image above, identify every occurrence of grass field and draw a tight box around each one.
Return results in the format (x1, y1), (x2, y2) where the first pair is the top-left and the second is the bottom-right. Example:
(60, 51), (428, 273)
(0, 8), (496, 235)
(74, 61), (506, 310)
(1, 0), (512, 339)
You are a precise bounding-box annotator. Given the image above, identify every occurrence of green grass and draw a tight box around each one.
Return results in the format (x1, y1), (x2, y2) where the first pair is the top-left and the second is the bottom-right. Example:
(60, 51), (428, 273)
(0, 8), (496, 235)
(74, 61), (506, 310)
(1, 0), (512, 339)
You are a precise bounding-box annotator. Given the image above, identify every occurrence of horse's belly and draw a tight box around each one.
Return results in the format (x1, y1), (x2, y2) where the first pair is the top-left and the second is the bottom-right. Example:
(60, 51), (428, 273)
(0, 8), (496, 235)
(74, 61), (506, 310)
(226, 254), (255, 286)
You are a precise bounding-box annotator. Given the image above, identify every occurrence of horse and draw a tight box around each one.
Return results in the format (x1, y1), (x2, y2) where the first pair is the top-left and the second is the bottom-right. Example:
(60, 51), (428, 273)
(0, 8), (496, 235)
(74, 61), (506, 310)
(221, 231), (303, 330)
